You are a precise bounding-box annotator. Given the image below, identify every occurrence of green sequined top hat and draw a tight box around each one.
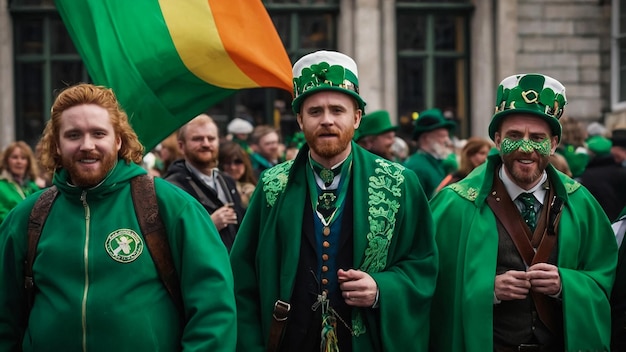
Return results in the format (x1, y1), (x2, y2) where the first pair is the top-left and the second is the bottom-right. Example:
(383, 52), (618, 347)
(489, 73), (567, 141)
(586, 135), (612, 156)
(291, 50), (367, 114)
(411, 108), (455, 140)
(353, 110), (398, 141)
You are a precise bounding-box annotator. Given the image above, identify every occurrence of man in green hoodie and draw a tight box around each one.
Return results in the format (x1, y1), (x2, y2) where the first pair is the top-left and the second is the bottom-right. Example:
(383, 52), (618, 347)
(0, 83), (236, 351)
(430, 73), (617, 351)
(230, 50), (437, 352)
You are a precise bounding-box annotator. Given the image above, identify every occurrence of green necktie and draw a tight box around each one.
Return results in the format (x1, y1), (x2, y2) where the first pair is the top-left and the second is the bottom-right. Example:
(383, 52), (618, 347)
(518, 193), (537, 232)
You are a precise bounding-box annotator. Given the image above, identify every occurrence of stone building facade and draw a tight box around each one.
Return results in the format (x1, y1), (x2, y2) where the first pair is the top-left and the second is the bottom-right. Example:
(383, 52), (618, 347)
(0, 0), (620, 149)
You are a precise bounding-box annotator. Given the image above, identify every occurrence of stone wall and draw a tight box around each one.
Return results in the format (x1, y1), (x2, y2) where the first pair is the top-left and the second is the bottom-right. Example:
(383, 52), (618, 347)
(515, 0), (610, 125)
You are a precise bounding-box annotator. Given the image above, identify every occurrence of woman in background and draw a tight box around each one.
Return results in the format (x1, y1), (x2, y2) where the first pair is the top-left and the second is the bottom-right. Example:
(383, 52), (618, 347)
(218, 141), (257, 208)
(435, 136), (493, 193)
(0, 141), (41, 224)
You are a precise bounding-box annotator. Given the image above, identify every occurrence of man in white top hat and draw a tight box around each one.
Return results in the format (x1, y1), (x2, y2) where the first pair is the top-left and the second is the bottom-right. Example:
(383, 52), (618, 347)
(230, 50), (437, 352)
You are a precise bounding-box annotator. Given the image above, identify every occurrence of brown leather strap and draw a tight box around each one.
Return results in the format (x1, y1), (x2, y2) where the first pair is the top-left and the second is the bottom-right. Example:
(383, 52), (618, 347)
(267, 300), (290, 352)
(487, 173), (562, 333)
(131, 175), (184, 320)
(25, 186), (58, 315)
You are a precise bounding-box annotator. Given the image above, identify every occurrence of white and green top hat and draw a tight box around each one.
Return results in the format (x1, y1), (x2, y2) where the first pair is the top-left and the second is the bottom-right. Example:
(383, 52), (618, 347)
(291, 50), (366, 114)
(489, 73), (567, 141)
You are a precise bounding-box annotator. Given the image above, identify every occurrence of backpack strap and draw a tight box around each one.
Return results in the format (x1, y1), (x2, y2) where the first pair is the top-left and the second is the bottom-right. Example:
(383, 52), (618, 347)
(130, 175), (184, 320)
(24, 176), (184, 321)
(25, 186), (59, 314)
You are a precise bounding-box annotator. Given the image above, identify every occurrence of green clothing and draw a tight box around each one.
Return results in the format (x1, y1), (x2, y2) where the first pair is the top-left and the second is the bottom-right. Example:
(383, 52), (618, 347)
(230, 142), (438, 352)
(430, 155), (617, 352)
(0, 170), (39, 224)
(557, 144), (589, 178)
(0, 161), (236, 352)
(404, 150), (446, 199)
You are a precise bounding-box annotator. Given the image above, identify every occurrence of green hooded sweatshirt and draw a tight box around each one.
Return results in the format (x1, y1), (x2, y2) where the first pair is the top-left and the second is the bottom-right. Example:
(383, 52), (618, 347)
(0, 161), (236, 352)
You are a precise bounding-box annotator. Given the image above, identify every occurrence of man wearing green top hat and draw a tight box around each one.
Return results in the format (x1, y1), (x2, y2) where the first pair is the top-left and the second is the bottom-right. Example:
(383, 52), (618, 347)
(354, 109), (398, 160)
(429, 73), (617, 351)
(404, 108), (455, 198)
(230, 50), (437, 352)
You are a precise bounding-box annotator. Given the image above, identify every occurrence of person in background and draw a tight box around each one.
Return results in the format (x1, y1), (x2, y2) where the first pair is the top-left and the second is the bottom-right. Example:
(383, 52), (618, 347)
(230, 50), (437, 352)
(391, 136), (409, 163)
(555, 116), (588, 179)
(0, 83), (236, 351)
(353, 110), (398, 160)
(404, 108), (455, 199)
(164, 114), (245, 251)
(579, 132), (626, 221)
(249, 125), (282, 177)
(283, 131), (306, 161)
(435, 136), (493, 193)
(0, 141), (41, 224)
(227, 117), (254, 154)
(430, 73), (616, 351)
(159, 132), (183, 174)
(548, 152), (573, 177)
(218, 141), (257, 208)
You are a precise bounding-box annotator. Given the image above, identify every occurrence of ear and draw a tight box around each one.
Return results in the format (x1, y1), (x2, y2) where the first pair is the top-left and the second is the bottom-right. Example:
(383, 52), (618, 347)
(115, 135), (122, 153)
(353, 109), (362, 130)
(550, 135), (559, 155)
(494, 132), (502, 150)
(297, 113), (304, 130)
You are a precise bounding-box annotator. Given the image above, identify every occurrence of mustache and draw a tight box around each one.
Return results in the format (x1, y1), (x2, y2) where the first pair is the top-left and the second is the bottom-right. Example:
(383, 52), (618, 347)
(316, 128), (340, 136)
(75, 152), (101, 160)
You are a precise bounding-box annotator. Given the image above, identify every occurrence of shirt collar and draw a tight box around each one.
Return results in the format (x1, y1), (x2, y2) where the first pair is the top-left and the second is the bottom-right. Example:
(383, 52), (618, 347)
(186, 162), (217, 189)
(499, 166), (548, 205)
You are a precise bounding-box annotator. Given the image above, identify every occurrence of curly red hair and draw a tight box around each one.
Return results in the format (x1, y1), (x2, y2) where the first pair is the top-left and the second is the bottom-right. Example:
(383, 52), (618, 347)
(38, 83), (144, 173)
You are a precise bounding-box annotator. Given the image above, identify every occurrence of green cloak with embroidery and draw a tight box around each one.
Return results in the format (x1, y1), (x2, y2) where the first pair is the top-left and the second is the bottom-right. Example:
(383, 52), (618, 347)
(230, 142), (438, 352)
(404, 151), (447, 199)
(429, 155), (617, 352)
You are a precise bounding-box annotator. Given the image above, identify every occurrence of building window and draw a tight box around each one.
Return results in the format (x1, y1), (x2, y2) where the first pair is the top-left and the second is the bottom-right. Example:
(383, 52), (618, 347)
(211, 0), (339, 141)
(396, 1), (473, 140)
(612, 0), (626, 110)
(10, 0), (89, 147)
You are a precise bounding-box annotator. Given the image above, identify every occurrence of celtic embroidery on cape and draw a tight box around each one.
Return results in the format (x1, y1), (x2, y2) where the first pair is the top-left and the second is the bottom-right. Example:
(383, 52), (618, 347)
(262, 160), (294, 207)
(353, 159), (404, 336)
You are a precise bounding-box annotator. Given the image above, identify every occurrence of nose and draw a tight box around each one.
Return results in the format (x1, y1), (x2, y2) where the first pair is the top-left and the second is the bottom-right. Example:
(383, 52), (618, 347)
(81, 136), (95, 150)
(320, 110), (334, 125)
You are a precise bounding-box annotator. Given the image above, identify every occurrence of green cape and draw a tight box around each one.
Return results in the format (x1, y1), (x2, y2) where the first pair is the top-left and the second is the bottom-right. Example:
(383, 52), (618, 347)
(430, 155), (617, 351)
(230, 142), (438, 351)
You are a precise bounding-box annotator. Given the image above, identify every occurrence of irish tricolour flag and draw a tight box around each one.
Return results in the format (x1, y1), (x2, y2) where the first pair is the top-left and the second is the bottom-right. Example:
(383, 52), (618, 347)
(56, 0), (293, 151)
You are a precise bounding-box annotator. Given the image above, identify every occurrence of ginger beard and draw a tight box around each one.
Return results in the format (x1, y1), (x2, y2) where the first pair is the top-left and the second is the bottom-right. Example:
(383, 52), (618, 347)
(304, 126), (354, 159)
(61, 148), (118, 188)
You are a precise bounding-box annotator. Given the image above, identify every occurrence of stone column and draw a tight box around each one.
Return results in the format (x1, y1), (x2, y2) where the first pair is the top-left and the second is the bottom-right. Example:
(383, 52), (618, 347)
(0, 0), (15, 148)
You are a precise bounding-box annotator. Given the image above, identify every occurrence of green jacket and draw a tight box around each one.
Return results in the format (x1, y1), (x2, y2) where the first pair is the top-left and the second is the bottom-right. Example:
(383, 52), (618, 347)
(230, 143), (438, 352)
(404, 150), (446, 199)
(429, 155), (617, 352)
(0, 161), (236, 352)
(0, 170), (39, 224)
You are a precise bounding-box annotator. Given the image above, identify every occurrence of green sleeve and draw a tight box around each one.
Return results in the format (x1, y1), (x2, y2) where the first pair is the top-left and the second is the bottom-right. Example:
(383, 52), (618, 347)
(156, 180), (237, 351)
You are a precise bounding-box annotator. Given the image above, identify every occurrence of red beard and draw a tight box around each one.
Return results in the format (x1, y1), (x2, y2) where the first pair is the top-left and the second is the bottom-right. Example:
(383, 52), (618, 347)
(61, 150), (118, 187)
(304, 127), (354, 159)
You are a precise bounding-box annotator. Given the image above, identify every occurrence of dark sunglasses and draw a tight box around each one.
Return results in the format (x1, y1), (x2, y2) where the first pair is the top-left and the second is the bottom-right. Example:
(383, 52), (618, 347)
(223, 159), (244, 166)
